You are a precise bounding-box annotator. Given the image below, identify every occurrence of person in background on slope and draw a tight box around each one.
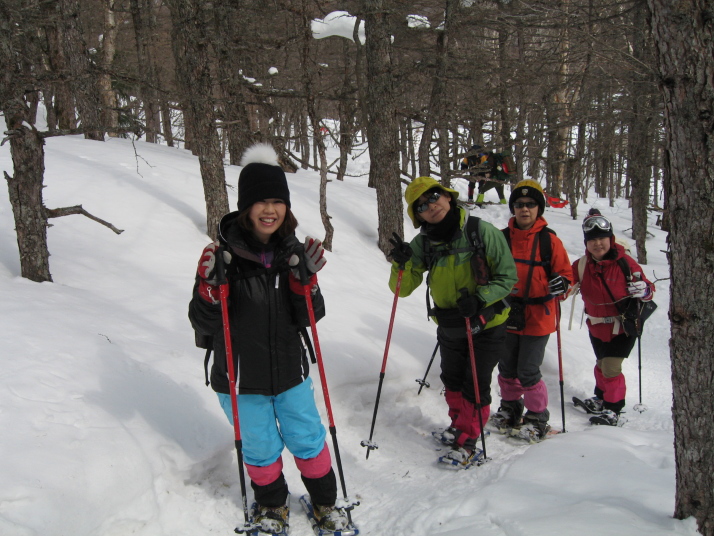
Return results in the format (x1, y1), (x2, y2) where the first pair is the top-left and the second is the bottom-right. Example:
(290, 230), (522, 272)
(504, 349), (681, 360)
(460, 145), (509, 206)
(493, 180), (573, 441)
(188, 144), (348, 534)
(571, 209), (655, 426)
(388, 176), (517, 467)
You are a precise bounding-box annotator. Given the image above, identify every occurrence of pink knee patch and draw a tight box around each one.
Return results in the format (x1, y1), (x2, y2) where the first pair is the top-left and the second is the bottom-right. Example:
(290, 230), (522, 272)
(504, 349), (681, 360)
(594, 365), (605, 391)
(444, 390), (463, 423)
(294, 443), (332, 479)
(523, 380), (548, 413)
(498, 375), (523, 401)
(453, 400), (491, 442)
(246, 457), (284, 486)
(602, 373), (626, 403)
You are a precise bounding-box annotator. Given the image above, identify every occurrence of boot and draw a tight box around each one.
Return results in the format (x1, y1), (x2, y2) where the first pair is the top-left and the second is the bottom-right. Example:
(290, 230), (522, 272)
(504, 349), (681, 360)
(313, 504), (349, 532)
(581, 397), (604, 414)
(432, 426), (461, 446)
(475, 193), (485, 206)
(589, 409), (620, 426)
(438, 437), (482, 468)
(491, 398), (524, 431)
(253, 503), (289, 534)
(514, 410), (551, 442)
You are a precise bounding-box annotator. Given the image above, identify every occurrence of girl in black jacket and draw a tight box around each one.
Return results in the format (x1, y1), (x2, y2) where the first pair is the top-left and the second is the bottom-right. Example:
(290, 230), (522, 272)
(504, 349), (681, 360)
(189, 144), (347, 534)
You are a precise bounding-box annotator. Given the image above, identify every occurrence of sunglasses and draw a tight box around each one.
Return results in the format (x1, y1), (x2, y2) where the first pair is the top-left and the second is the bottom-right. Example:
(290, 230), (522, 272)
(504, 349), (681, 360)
(514, 201), (538, 209)
(415, 190), (442, 214)
(582, 215), (612, 233)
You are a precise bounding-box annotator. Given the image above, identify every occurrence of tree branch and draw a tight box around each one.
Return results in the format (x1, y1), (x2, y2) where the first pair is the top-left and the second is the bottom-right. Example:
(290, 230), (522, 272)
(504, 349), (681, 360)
(46, 205), (124, 234)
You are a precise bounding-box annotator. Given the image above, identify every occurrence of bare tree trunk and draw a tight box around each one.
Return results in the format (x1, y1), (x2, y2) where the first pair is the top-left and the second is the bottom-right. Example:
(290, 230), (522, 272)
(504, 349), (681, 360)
(41, 3), (76, 131)
(298, 0), (333, 249)
(129, 0), (161, 143)
(166, 0), (228, 238)
(99, 0), (120, 137)
(362, 0), (402, 254)
(3, 121), (52, 282)
(1, 3), (51, 282)
(648, 2), (714, 534)
(57, 0), (104, 140)
(418, 0), (457, 180)
(213, 0), (253, 165)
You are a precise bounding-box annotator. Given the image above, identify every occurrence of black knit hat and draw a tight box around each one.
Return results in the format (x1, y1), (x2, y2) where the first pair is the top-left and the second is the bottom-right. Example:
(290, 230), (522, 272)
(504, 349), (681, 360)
(582, 208), (614, 241)
(509, 179), (546, 217)
(237, 144), (290, 213)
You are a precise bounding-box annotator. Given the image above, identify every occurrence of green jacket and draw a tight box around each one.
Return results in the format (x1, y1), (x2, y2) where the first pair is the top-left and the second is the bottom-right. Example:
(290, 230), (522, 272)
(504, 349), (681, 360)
(389, 207), (517, 329)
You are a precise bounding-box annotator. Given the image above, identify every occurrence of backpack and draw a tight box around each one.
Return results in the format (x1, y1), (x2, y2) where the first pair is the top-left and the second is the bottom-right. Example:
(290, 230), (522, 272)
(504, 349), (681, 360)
(573, 248), (657, 337)
(493, 151), (516, 181)
(501, 226), (556, 305)
(421, 215), (491, 317)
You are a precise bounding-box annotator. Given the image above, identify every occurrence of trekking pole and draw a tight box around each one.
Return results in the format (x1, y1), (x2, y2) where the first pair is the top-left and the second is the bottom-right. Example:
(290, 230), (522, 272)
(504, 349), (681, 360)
(215, 247), (254, 534)
(460, 290), (488, 461)
(555, 301), (566, 433)
(362, 268), (404, 458)
(633, 316), (647, 413)
(296, 257), (357, 522)
(416, 341), (440, 395)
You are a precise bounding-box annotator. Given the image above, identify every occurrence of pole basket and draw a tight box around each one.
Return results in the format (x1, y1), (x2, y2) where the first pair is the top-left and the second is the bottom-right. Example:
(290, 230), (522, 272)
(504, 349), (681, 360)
(360, 439), (378, 450)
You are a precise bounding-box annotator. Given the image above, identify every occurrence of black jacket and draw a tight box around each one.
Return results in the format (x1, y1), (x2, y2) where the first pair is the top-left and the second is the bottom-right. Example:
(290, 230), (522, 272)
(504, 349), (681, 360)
(188, 212), (325, 396)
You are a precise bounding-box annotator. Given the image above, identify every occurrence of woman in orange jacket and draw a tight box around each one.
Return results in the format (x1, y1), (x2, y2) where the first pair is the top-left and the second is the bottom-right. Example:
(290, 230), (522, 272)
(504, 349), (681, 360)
(494, 180), (573, 441)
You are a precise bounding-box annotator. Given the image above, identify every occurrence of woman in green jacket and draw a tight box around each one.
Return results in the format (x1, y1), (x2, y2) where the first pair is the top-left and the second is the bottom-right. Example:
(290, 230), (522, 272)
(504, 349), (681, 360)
(388, 176), (517, 467)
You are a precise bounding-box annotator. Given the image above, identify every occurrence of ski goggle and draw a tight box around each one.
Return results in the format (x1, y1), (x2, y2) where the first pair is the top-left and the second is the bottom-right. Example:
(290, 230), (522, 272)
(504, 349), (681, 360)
(514, 201), (538, 209)
(582, 215), (612, 233)
(415, 190), (442, 214)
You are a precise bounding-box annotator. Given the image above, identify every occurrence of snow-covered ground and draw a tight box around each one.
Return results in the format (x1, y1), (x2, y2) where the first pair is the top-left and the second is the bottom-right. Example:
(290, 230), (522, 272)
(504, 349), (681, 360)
(0, 131), (698, 536)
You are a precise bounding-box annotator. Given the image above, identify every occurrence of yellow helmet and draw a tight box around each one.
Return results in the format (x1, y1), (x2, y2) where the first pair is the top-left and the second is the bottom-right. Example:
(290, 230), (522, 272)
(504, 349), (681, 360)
(405, 176), (459, 228)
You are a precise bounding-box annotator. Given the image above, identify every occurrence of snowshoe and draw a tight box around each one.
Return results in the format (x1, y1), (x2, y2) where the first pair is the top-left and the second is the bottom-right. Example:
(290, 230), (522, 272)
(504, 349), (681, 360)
(242, 500), (290, 535)
(432, 426), (460, 446)
(572, 396), (604, 415)
(438, 445), (486, 469)
(510, 410), (553, 443)
(589, 409), (626, 427)
(299, 494), (359, 536)
(510, 422), (560, 443)
(489, 399), (524, 433)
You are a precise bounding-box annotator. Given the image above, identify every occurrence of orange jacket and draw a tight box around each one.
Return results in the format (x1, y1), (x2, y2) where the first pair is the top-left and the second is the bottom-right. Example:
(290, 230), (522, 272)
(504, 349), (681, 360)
(503, 217), (573, 336)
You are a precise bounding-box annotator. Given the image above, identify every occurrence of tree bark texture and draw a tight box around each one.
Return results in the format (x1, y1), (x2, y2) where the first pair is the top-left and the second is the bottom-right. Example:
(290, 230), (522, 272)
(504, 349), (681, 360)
(647, 1), (714, 534)
(166, 0), (228, 239)
(57, 0), (104, 140)
(99, 0), (120, 137)
(362, 0), (403, 254)
(3, 122), (52, 283)
(1, 2), (52, 282)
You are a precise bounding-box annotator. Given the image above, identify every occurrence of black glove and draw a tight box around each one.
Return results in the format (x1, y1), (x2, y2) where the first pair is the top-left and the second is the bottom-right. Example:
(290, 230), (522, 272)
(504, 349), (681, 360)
(548, 275), (569, 296)
(388, 232), (413, 267)
(457, 291), (484, 318)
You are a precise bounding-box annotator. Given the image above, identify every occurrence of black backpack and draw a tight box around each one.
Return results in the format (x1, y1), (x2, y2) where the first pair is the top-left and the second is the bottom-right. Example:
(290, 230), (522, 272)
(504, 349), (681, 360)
(501, 226), (556, 305)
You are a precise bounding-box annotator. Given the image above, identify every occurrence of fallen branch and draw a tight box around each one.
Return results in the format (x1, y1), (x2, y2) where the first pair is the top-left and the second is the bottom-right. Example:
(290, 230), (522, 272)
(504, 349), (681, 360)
(46, 205), (124, 234)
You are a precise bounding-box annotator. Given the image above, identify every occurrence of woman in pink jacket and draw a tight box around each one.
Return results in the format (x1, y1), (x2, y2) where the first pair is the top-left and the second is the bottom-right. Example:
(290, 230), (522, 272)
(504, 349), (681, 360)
(571, 209), (655, 426)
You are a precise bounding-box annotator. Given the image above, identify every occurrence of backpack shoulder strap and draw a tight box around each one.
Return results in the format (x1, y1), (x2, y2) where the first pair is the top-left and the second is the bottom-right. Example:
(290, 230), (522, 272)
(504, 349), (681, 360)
(577, 255), (587, 281)
(466, 215), (484, 250)
(501, 227), (511, 249)
(540, 227), (555, 279)
(617, 256), (632, 281)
